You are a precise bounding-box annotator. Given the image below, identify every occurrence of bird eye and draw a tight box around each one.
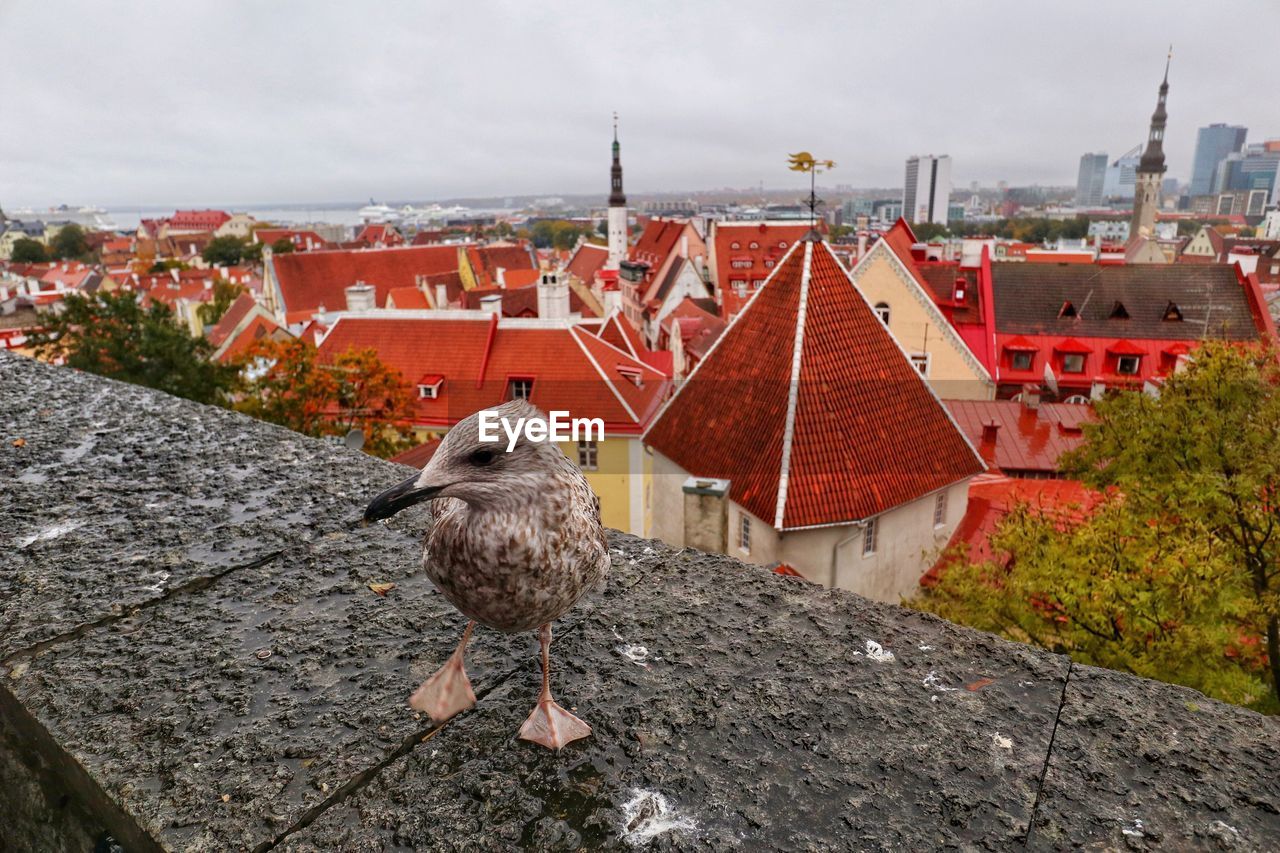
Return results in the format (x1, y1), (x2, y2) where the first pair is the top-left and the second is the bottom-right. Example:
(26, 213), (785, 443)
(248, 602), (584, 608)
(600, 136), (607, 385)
(469, 448), (496, 466)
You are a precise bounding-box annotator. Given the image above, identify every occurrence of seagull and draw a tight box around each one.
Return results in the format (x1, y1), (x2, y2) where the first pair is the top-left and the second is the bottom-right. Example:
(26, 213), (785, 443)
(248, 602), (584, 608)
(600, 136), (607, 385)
(363, 399), (608, 750)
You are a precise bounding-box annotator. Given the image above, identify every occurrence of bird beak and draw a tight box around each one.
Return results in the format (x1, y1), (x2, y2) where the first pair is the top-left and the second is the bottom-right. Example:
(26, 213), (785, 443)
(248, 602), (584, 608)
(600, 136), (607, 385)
(363, 473), (446, 523)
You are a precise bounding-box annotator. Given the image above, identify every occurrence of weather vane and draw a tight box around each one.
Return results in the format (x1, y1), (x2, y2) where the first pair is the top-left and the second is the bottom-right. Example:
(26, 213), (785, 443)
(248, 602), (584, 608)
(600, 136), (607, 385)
(788, 152), (836, 229)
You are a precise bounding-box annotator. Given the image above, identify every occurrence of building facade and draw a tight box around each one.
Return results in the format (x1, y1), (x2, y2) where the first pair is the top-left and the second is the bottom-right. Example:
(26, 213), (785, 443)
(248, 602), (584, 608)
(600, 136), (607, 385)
(1189, 124), (1247, 197)
(1075, 153), (1108, 207)
(903, 155), (952, 226)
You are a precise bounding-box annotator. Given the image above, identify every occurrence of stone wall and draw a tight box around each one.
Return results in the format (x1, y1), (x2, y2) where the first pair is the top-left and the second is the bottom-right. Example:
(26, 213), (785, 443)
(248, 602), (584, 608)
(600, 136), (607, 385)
(2, 351), (1278, 851)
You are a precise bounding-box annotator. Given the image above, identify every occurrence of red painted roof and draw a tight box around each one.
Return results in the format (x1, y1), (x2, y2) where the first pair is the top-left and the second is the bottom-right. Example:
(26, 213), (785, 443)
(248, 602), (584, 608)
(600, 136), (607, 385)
(468, 243), (535, 288)
(931, 474), (1100, 571)
(390, 438), (442, 469)
(645, 239), (984, 530)
(169, 209), (231, 230)
(354, 224), (405, 247)
(712, 222), (811, 319)
(256, 229), (328, 251)
(218, 314), (287, 363)
(272, 245), (460, 322)
(944, 399), (1092, 474)
(316, 316), (669, 432)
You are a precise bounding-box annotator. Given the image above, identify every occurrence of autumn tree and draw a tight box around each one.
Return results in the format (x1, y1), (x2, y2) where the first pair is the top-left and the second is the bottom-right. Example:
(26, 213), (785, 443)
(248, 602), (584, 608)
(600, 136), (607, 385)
(27, 291), (237, 405)
(197, 279), (248, 327)
(50, 223), (91, 260)
(915, 343), (1280, 711)
(234, 338), (416, 458)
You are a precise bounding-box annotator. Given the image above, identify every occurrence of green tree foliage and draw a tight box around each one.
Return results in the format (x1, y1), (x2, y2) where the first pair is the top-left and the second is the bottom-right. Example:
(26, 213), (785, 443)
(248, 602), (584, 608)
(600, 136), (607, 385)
(202, 235), (250, 266)
(912, 222), (949, 242)
(11, 238), (48, 263)
(529, 220), (592, 251)
(915, 343), (1280, 711)
(270, 238), (296, 254)
(50, 223), (90, 260)
(147, 259), (189, 273)
(27, 291), (237, 406)
(197, 279), (248, 327)
(234, 338), (416, 459)
(946, 216), (1092, 244)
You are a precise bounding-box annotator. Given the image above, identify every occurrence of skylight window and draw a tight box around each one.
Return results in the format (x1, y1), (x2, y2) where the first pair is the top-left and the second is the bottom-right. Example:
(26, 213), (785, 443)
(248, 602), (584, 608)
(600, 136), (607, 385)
(1163, 301), (1183, 321)
(1059, 301), (1077, 318)
(1110, 301), (1130, 320)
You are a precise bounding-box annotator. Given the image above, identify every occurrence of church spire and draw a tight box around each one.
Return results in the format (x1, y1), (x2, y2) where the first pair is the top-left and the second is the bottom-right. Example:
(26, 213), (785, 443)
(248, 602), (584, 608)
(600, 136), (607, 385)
(1138, 46), (1171, 175)
(609, 111), (626, 207)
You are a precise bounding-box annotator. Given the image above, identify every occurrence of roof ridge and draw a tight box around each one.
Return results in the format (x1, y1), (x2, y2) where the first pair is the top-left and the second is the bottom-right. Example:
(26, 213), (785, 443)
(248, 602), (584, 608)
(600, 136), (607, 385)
(569, 325), (640, 424)
(642, 239), (807, 440)
(774, 241), (814, 528)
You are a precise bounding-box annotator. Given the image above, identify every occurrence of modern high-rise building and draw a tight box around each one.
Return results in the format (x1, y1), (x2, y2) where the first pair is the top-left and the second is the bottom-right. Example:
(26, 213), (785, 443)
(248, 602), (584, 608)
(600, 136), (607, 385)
(1075, 152), (1108, 207)
(1214, 142), (1280, 203)
(1102, 145), (1143, 200)
(1189, 124), (1247, 197)
(902, 154), (952, 226)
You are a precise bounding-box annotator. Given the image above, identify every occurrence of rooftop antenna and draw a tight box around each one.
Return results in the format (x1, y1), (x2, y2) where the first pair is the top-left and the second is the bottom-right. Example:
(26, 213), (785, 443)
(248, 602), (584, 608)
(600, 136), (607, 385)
(787, 152), (836, 237)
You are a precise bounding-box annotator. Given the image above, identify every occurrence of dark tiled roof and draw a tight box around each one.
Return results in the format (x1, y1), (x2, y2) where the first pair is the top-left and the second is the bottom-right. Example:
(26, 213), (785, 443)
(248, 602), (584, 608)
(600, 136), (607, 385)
(991, 264), (1260, 341)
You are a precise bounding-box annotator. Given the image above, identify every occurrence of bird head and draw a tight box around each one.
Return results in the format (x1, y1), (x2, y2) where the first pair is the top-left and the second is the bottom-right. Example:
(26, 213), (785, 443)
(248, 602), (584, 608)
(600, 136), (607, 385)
(363, 399), (561, 521)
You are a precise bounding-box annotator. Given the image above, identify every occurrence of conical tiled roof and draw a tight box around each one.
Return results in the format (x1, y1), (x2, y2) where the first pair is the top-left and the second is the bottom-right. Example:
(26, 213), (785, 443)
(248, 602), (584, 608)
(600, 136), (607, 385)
(644, 238), (983, 530)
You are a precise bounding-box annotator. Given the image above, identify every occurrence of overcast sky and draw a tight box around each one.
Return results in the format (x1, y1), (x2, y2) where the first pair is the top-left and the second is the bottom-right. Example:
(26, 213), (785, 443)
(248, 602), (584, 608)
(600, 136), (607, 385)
(1, 0), (1274, 208)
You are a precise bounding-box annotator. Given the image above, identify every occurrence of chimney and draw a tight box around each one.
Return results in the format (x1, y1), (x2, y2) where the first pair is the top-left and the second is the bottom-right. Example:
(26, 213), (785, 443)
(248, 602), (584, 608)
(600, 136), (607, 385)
(479, 294), (503, 314)
(496, 267), (507, 287)
(537, 270), (570, 320)
(681, 235), (689, 257)
(1021, 384), (1041, 410)
(857, 231), (868, 258)
(681, 477), (730, 552)
(981, 420), (1000, 444)
(953, 276), (966, 303)
(435, 283), (448, 308)
(344, 281), (376, 312)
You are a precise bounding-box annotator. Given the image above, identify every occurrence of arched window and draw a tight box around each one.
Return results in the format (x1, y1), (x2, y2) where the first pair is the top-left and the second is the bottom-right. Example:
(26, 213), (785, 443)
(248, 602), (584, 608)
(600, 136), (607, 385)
(874, 302), (890, 325)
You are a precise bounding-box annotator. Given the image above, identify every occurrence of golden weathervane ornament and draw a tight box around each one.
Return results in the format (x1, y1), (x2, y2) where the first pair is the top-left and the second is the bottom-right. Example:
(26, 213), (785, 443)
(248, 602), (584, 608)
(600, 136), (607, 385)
(787, 152), (836, 229)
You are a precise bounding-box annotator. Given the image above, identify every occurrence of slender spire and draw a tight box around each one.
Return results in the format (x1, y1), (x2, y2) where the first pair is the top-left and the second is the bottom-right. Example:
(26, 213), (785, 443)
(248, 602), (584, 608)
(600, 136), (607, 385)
(609, 111), (626, 207)
(1138, 50), (1170, 175)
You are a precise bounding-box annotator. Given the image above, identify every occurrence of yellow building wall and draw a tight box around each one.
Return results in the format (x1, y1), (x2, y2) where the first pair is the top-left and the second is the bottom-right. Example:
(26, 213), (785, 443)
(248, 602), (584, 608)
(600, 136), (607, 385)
(852, 249), (994, 401)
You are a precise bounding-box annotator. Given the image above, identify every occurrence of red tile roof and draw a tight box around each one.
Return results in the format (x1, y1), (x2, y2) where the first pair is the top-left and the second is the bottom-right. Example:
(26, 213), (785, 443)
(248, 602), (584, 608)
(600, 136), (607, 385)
(645, 239), (984, 529)
(566, 242), (609, 283)
(218, 314), (288, 363)
(271, 245), (461, 322)
(207, 292), (258, 348)
(168, 209), (231, 230)
(354, 224), (405, 247)
(316, 316), (669, 432)
(390, 438), (442, 469)
(944, 399), (1092, 475)
(468, 243), (536, 288)
(256, 229), (329, 251)
(386, 286), (430, 310)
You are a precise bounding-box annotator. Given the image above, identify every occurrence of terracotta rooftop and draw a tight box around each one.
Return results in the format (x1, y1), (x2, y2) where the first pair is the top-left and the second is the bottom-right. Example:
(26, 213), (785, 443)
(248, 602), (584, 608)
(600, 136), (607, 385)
(945, 399), (1092, 475)
(645, 239), (985, 529)
(271, 245), (461, 322)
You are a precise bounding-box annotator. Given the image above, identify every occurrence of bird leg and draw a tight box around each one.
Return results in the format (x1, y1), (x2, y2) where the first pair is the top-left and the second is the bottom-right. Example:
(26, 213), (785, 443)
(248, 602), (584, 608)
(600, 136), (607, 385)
(409, 620), (476, 723)
(518, 623), (592, 750)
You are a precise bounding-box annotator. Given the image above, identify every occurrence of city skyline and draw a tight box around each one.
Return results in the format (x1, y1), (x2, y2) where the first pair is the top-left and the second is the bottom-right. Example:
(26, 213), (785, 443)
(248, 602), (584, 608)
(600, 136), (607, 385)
(1, 0), (1276, 208)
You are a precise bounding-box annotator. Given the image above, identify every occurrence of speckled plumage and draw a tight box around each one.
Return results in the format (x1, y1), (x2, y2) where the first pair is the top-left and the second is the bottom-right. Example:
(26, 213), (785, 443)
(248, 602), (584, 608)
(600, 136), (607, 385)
(365, 399), (609, 746)
(423, 433), (608, 633)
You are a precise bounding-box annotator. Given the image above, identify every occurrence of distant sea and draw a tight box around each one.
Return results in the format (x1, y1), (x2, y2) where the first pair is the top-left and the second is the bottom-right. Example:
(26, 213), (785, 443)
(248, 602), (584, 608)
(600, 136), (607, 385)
(104, 203), (369, 231)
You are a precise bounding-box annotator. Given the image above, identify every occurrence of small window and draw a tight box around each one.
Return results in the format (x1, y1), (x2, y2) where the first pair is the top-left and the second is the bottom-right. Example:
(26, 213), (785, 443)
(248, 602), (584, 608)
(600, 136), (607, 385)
(1162, 302), (1183, 322)
(417, 383), (440, 399)
(507, 377), (534, 400)
(749, 241), (759, 250)
(1011, 351), (1033, 371)
(617, 366), (644, 387)
(778, 241), (788, 249)
(1063, 395), (1090, 404)
(862, 518), (878, 556)
(933, 492), (947, 527)
(739, 513), (751, 553)
(730, 241), (740, 250)
(1062, 353), (1085, 374)
(577, 439), (598, 471)
(910, 353), (930, 377)
(1116, 355), (1140, 375)
(1059, 301), (1076, 319)
(874, 302), (890, 325)
(1109, 301), (1129, 320)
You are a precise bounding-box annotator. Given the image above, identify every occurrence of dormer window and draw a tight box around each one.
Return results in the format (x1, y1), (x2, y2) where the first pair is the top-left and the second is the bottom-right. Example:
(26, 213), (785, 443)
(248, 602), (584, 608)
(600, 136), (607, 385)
(953, 278), (966, 302)
(778, 241), (788, 249)
(1059, 301), (1077, 319)
(1163, 301), (1183, 322)
(749, 241), (759, 250)
(616, 365), (644, 388)
(417, 382), (441, 399)
(1110, 301), (1130, 320)
(507, 377), (534, 400)
(874, 302), (891, 325)
(730, 241), (740, 250)
(1116, 355), (1140, 375)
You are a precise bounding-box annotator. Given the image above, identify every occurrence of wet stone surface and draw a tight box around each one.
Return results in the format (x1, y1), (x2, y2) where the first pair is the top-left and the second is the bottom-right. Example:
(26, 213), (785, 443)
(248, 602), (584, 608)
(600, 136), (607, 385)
(3, 353), (1279, 851)
(1028, 665), (1280, 852)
